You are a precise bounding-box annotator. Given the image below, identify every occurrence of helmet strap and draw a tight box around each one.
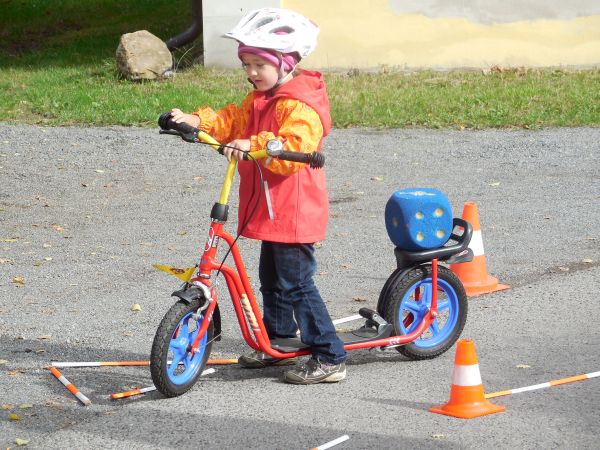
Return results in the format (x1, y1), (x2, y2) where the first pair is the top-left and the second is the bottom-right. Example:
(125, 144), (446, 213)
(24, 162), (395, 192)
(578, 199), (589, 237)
(273, 51), (297, 88)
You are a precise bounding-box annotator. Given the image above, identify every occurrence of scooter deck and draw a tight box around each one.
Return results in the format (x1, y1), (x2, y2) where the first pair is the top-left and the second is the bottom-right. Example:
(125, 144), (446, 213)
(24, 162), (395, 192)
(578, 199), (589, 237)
(271, 320), (393, 353)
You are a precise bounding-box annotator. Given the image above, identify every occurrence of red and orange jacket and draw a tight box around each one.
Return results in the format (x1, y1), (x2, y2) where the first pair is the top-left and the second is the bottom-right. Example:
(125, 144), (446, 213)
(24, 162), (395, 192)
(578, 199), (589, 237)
(194, 70), (331, 243)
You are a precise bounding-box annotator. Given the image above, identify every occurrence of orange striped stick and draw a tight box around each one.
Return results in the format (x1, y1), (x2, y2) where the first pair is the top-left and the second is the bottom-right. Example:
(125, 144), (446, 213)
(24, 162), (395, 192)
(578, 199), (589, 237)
(49, 367), (92, 406)
(52, 361), (148, 368)
(111, 386), (156, 399)
(206, 358), (238, 365)
(51, 358), (238, 368)
(110, 368), (216, 400)
(485, 370), (600, 399)
(310, 435), (350, 450)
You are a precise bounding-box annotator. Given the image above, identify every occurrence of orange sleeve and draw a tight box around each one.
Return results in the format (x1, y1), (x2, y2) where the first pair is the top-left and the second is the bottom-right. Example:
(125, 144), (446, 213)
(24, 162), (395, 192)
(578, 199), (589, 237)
(250, 99), (324, 176)
(192, 93), (253, 144)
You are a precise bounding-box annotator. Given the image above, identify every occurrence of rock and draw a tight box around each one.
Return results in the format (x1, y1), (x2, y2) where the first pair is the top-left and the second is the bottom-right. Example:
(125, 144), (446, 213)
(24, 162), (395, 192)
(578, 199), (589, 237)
(116, 30), (173, 80)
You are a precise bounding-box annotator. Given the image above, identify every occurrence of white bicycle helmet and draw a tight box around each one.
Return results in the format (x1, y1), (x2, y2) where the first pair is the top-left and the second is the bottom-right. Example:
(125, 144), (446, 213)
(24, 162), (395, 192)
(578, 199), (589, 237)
(223, 8), (319, 60)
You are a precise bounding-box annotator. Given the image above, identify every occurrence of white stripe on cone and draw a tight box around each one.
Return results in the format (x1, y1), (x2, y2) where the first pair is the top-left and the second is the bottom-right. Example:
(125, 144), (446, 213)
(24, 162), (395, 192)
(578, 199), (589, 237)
(469, 230), (485, 257)
(451, 364), (483, 386)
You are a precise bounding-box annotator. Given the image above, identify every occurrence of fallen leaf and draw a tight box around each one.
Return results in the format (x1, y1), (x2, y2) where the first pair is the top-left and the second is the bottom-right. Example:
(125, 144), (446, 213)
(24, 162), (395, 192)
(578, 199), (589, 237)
(0, 359), (8, 365)
(178, 230), (188, 236)
(489, 182), (500, 186)
(558, 266), (569, 272)
(42, 243), (52, 248)
(51, 224), (65, 232)
(1, 404), (14, 410)
(431, 433), (445, 439)
(15, 438), (31, 446)
(8, 369), (26, 376)
(0, 258), (13, 264)
(582, 258), (594, 264)
(44, 257), (52, 261)
(95, 169), (105, 173)
(13, 277), (25, 285)
(1, 237), (20, 242)
(19, 403), (33, 409)
(122, 331), (134, 337)
(341, 264), (352, 269)
(335, 327), (353, 333)
(314, 242), (322, 249)
(371, 176), (384, 182)
(37, 335), (52, 340)
(353, 297), (368, 302)
(131, 304), (142, 312)
(516, 364), (531, 369)
(8, 413), (22, 421)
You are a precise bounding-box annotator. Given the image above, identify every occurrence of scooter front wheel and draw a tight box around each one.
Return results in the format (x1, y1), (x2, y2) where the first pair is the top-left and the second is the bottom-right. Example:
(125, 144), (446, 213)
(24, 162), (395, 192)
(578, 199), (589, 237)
(382, 265), (467, 360)
(150, 298), (214, 397)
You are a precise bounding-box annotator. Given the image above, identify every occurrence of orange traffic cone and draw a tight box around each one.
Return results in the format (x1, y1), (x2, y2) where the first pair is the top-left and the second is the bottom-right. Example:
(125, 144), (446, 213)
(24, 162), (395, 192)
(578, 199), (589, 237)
(430, 339), (505, 419)
(451, 202), (509, 296)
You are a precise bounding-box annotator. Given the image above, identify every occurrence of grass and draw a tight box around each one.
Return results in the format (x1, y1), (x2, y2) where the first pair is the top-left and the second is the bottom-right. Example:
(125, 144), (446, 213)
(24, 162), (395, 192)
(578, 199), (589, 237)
(1, 0), (599, 128)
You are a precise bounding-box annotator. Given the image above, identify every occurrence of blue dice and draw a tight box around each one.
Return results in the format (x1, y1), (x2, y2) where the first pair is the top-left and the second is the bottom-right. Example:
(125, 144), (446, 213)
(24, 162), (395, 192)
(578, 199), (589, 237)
(385, 188), (453, 251)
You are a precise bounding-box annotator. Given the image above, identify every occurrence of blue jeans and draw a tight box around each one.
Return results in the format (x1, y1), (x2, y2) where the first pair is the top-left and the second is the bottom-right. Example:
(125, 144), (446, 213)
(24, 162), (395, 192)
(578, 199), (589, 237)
(259, 241), (347, 365)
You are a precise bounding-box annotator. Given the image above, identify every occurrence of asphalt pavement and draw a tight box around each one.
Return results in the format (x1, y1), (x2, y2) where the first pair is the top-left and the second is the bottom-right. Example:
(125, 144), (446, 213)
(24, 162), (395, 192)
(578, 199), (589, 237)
(1, 124), (599, 449)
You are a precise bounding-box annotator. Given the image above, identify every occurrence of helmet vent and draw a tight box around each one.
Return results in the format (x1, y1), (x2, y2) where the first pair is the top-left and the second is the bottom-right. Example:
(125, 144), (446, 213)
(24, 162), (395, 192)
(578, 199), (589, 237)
(271, 26), (294, 35)
(255, 17), (274, 29)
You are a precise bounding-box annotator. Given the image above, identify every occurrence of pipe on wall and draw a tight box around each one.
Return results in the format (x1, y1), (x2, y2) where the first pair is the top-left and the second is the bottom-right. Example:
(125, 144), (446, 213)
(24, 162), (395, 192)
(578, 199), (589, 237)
(165, 0), (203, 50)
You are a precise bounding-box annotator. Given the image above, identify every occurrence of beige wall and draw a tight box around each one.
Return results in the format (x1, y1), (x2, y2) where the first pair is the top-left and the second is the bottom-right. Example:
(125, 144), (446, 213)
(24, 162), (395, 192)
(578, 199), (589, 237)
(281, 0), (600, 69)
(204, 0), (600, 70)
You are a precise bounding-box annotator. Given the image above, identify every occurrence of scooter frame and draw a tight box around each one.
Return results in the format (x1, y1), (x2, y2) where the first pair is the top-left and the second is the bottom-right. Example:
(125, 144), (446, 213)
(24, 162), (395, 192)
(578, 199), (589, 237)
(155, 116), (472, 361)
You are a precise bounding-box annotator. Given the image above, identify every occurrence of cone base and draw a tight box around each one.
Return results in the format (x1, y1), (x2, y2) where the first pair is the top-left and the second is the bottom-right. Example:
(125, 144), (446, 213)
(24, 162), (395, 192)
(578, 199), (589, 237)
(463, 275), (510, 297)
(430, 400), (506, 419)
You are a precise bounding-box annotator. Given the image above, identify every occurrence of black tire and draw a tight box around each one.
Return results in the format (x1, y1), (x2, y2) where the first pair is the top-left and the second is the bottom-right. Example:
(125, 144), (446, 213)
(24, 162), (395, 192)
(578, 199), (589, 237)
(150, 299), (214, 397)
(382, 265), (467, 360)
(377, 267), (407, 316)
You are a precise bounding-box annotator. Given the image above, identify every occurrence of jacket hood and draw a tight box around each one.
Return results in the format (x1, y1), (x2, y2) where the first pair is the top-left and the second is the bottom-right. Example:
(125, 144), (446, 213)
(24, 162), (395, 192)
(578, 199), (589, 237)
(259, 70), (332, 136)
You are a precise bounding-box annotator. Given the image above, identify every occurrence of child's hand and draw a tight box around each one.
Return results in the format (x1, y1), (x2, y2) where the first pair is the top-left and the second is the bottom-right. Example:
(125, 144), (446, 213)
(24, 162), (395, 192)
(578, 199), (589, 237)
(170, 108), (201, 128)
(224, 139), (251, 162)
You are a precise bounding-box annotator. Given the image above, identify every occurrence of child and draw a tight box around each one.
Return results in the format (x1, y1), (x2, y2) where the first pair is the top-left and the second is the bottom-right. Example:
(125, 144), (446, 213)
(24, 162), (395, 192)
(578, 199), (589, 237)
(170, 8), (347, 384)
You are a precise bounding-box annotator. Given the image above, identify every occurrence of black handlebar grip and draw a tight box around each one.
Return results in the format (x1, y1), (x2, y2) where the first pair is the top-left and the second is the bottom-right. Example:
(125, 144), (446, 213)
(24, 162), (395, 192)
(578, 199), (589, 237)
(158, 112), (200, 136)
(278, 151), (325, 169)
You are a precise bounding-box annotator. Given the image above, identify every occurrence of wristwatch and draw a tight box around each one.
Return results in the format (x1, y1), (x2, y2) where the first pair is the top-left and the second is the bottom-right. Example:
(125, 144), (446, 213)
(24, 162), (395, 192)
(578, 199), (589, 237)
(266, 139), (284, 156)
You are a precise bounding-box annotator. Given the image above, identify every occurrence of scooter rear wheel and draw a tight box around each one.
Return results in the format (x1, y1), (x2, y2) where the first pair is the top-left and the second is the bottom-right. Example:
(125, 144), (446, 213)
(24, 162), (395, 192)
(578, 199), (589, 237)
(382, 265), (467, 360)
(150, 298), (214, 397)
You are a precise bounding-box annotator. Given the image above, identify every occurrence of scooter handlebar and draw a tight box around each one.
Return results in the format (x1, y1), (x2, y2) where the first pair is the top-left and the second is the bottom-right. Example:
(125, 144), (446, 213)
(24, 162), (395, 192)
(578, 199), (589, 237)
(158, 112), (200, 136)
(157, 112), (324, 168)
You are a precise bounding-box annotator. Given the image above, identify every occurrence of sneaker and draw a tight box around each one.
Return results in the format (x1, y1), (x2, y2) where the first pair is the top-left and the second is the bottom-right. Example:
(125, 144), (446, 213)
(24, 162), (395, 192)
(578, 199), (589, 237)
(238, 350), (298, 368)
(283, 358), (346, 385)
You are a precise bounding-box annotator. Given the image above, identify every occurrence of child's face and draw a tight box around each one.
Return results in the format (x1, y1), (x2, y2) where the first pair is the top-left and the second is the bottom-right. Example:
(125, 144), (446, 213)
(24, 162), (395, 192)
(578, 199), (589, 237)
(241, 53), (280, 91)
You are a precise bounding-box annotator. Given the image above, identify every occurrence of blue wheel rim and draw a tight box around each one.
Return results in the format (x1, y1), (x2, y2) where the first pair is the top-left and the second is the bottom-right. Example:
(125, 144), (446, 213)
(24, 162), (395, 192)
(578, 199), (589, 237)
(166, 311), (208, 385)
(398, 277), (459, 348)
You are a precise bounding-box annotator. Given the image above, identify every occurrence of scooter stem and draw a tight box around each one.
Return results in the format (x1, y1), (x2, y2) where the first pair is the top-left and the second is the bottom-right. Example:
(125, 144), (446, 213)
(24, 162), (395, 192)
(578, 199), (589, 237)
(430, 258), (439, 315)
